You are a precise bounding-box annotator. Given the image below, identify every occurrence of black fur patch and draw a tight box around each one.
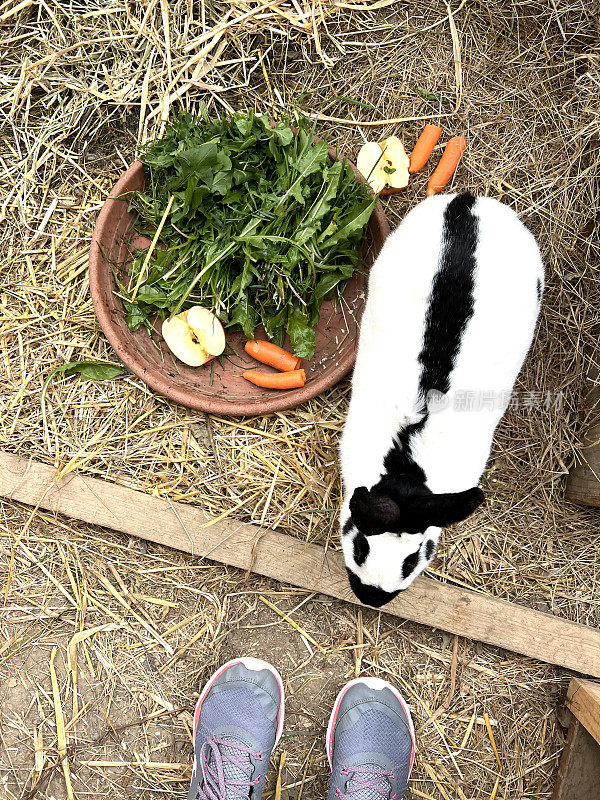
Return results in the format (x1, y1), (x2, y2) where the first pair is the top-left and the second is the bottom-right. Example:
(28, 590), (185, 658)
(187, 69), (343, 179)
(341, 518), (354, 537)
(536, 277), (542, 303)
(350, 487), (402, 535)
(401, 550), (420, 579)
(353, 533), (370, 566)
(383, 418), (428, 482)
(418, 192), (478, 395)
(346, 569), (400, 608)
(411, 487), (484, 528)
(424, 539), (435, 560)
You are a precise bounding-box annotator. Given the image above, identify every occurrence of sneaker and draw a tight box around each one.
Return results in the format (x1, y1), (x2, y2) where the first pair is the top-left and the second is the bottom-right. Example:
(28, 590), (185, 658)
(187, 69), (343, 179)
(326, 677), (415, 800)
(188, 657), (285, 800)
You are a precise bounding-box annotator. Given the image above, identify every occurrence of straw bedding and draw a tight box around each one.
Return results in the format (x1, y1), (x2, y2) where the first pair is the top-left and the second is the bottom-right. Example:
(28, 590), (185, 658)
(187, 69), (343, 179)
(1, 0), (599, 797)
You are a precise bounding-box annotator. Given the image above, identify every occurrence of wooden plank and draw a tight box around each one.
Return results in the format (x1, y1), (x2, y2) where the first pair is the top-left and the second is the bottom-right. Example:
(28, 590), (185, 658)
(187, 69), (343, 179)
(2, 450), (600, 676)
(567, 679), (600, 745)
(565, 360), (600, 508)
(551, 720), (600, 800)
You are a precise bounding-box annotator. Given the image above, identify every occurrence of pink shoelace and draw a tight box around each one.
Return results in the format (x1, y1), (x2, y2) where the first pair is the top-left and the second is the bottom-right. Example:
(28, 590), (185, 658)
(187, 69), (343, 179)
(196, 736), (261, 800)
(334, 764), (396, 800)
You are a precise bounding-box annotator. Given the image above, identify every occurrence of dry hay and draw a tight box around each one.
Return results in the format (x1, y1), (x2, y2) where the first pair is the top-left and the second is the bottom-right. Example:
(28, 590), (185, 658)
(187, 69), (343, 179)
(1, 500), (565, 799)
(1, 0), (600, 798)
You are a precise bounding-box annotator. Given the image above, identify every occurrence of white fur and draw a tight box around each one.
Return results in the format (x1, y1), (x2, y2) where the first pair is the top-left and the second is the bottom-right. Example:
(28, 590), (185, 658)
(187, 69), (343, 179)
(340, 194), (544, 594)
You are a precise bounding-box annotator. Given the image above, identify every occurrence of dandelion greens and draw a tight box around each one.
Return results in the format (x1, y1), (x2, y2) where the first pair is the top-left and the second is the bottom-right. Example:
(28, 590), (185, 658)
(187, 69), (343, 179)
(123, 109), (375, 359)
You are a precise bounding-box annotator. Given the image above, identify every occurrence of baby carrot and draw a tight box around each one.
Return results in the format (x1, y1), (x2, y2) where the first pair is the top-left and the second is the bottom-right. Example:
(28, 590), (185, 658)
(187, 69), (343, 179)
(245, 340), (301, 372)
(409, 124), (441, 173)
(243, 369), (306, 389)
(426, 136), (467, 196)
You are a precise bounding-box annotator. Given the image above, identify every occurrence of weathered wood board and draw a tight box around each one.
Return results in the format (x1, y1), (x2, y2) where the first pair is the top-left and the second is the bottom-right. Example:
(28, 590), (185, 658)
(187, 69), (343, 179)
(565, 360), (600, 508)
(552, 679), (600, 799)
(2, 450), (600, 677)
(551, 720), (600, 800)
(567, 679), (600, 745)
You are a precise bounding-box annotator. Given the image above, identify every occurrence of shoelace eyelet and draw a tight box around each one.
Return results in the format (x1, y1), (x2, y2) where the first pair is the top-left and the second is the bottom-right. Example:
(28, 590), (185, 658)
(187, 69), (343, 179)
(336, 763), (393, 799)
(197, 736), (258, 800)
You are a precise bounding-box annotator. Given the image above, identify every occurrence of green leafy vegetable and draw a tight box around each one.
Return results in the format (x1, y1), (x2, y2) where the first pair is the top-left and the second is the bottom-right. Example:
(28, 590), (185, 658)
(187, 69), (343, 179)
(41, 360), (125, 431)
(43, 360), (124, 390)
(416, 87), (440, 101)
(123, 109), (376, 359)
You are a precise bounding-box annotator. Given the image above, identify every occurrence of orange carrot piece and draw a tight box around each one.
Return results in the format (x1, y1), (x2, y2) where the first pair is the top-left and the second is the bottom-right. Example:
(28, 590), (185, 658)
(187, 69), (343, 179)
(409, 124), (442, 173)
(243, 369), (306, 389)
(426, 136), (467, 196)
(245, 340), (301, 372)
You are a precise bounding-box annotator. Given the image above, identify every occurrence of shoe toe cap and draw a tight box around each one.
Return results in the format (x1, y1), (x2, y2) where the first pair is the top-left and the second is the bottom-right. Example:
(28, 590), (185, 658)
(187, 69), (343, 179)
(202, 659), (284, 732)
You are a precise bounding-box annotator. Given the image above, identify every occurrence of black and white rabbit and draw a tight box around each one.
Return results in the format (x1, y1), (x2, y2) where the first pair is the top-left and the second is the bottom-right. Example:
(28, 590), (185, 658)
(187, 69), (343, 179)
(340, 192), (544, 607)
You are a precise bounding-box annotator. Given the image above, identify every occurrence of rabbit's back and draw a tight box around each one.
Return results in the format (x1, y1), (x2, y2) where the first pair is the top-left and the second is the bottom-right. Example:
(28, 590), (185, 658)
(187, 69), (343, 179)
(341, 193), (543, 500)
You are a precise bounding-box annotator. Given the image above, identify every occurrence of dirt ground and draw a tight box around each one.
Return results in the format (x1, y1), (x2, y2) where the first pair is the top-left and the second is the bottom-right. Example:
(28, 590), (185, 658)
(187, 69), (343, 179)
(1, 502), (567, 799)
(2, 0), (600, 798)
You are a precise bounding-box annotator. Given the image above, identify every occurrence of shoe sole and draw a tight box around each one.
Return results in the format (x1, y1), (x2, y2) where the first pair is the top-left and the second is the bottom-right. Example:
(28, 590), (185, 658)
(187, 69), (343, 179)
(193, 657), (286, 746)
(325, 677), (416, 772)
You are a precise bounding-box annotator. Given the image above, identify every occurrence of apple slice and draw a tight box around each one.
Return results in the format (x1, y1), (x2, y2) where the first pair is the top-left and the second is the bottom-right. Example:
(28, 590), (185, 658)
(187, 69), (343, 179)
(357, 137), (410, 195)
(356, 141), (386, 194)
(162, 306), (225, 367)
(186, 306), (226, 356)
(378, 136), (410, 195)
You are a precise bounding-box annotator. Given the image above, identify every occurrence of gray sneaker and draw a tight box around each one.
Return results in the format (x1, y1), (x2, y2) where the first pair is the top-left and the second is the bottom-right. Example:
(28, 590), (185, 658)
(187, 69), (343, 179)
(188, 657), (285, 800)
(326, 677), (415, 800)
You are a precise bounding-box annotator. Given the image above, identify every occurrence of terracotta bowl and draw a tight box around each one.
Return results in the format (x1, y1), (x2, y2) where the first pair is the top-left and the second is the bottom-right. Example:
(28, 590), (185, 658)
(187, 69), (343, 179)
(89, 157), (390, 416)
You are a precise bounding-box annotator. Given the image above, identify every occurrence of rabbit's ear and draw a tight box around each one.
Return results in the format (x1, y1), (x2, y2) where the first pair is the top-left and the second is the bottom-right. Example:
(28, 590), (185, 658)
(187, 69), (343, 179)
(410, 487), (484, 528)
(350, 486), (400, 535)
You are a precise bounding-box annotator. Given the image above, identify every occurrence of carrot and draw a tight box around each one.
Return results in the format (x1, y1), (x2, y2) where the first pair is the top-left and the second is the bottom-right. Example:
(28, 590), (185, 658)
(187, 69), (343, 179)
(409, 124), (441, 173)
(243, 369), (306, 389)
(426, 136), (467, 196)
(245, 339), (301, 372)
